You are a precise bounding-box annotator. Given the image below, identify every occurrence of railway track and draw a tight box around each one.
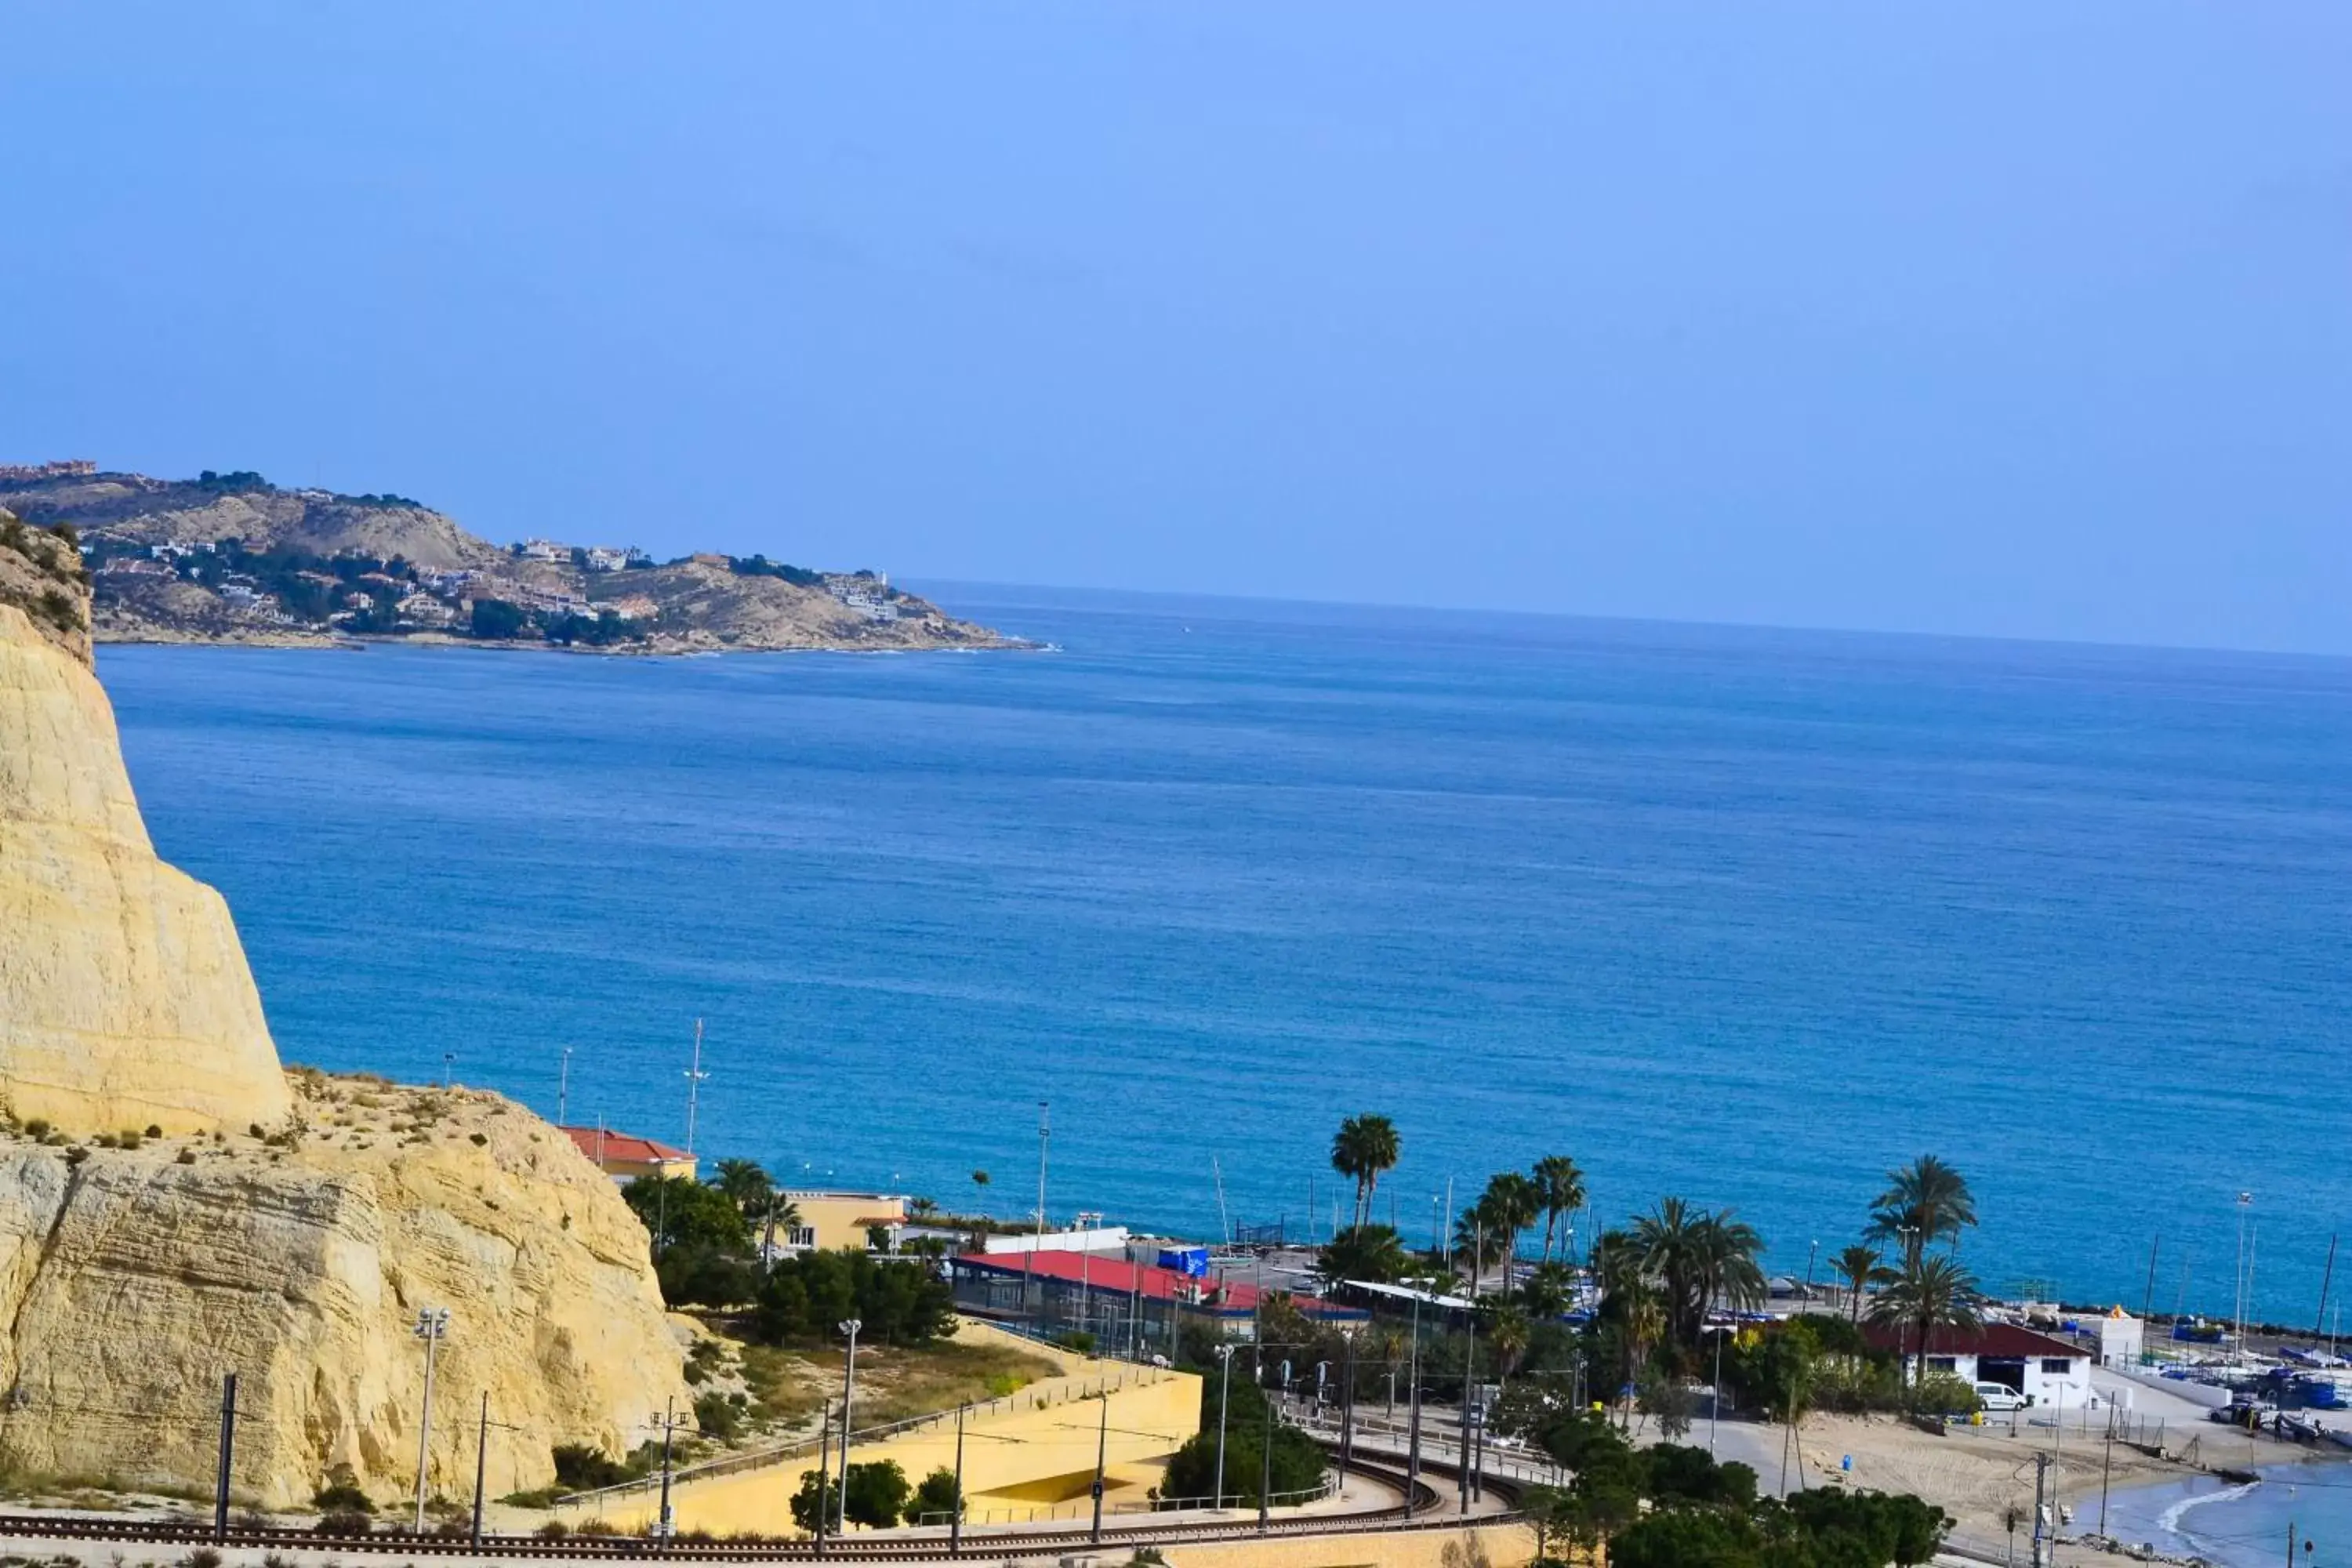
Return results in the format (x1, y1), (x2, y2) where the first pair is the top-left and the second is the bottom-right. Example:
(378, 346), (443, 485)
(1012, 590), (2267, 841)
(0, 1443), (1522, 1560)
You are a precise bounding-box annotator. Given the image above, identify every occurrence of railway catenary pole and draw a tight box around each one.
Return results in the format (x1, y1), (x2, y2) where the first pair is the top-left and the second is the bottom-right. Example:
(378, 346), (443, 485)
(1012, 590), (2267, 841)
(948, 1402), (964, 1556)
(212, 1373), (237, 1543)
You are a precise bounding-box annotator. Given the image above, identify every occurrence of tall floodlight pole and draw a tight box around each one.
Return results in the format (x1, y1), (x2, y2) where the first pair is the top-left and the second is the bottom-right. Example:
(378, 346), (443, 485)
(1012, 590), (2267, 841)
(836, 1319), (862, 1534)
(412, 1306), (451, 1531)
(557, 1046), (572, 1127)
(684, 1019), (707, 1158)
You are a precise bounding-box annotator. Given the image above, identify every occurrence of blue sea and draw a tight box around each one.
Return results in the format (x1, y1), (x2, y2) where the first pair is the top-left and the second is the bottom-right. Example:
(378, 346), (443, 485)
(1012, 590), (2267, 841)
(2101, 1462), (2352, 1568)
(95, 586), (2352, 1329)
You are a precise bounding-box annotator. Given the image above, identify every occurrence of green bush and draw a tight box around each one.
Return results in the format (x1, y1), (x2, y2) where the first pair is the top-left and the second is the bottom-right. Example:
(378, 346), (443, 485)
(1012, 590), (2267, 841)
(692, 1392), (742, 1442)
(751, 1249), (954, 1347)
(910, 1466), (962, 1523)
(1911, 1371), (1982, 1415)
(843, 1460), (910, 1528)
(787, 1470), (838, 1534)
(551, 1443), (639, 1491)
(313, 1480), (373, 1514)
(1158, 1376), (1325, 1504)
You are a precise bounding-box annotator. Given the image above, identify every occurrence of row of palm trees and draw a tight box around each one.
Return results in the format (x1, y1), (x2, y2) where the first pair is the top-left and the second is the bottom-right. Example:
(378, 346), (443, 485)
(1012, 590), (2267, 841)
(1323, 1119), (1991, 1406)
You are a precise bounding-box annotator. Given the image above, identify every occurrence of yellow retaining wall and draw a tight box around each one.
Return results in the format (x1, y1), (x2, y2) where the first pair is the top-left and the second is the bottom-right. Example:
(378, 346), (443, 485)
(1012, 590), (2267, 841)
(1160, 1521), (1540, 1568)
(578, 1364), (1202, 1535)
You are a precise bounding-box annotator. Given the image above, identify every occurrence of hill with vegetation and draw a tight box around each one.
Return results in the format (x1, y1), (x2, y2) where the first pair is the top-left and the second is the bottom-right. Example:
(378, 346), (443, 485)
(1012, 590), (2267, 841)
(0, 465), (1014, 654)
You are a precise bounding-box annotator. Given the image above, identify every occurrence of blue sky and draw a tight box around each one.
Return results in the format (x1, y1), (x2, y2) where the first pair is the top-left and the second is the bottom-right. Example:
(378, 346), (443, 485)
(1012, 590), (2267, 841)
(3, 2), (2346, 652)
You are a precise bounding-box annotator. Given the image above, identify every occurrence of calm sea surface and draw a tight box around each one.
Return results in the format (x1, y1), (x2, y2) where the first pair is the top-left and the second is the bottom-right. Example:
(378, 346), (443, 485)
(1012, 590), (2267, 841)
(96, 587), (2352, 1327)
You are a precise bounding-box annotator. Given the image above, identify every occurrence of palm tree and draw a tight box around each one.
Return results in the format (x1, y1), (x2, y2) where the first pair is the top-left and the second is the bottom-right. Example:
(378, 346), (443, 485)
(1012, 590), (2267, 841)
(971, 1170), (990, 1216)
(1316, 1223), (1409, 1287)
(1519, 1261), (1578, 1319)
(1869, 1254), (1983, 1399)
(1866, 1155), (1977, 1266)
(1635, 1198), (1766, 1354)
(714, 1157), (771, 1214)
(1453, 1203), (1508, 1285)
(1531, 1156), (1586, 1264)
(1833, 1243), (1886, 1327)
(1329, 1115), (1401, 1229)
(1486, 1305), (1532, 1402)
(1481, 1171), (1541, 1291)
(1694, 1210), (1768, 1319)
(753, 1191), (802, 1269)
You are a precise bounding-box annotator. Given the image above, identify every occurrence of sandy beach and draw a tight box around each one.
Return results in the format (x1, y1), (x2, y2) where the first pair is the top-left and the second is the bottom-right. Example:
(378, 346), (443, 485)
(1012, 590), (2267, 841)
(1695, 1365), (2347, 1563)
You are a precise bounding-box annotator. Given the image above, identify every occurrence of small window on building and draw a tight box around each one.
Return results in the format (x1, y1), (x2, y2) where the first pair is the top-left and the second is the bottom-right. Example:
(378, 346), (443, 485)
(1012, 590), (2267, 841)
(2041, 1358), (2071, 1374)
(1926, 1357), (1958, 1373)
(789, 1226), (816, 1248)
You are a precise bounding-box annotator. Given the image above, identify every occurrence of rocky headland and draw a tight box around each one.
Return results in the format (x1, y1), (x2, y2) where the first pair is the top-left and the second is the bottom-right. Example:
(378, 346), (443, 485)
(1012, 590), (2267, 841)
(0, 528), (687, 1507)
(0, 464), (1015, 655)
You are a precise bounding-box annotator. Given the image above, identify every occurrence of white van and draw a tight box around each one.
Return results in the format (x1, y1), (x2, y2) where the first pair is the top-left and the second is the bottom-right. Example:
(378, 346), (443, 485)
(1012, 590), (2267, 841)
(1974, 1381), (2027, 1412)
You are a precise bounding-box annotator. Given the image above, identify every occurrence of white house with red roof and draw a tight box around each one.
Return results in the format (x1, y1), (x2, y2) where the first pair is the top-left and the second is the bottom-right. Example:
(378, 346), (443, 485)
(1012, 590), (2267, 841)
(1864, 1321), (2096, 1407)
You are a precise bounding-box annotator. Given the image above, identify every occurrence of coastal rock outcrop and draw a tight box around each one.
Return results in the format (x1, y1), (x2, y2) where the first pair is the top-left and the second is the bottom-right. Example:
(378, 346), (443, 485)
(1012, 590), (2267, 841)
(0, 580), (292, 1134)
(0, 551), (686, 1504)
(0, 1075), (687, 1509)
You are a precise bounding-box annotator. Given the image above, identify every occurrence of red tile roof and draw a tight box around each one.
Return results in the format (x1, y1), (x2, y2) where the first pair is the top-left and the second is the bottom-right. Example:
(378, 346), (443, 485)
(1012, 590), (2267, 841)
(957, 1250), (1265, 1311)
(564, 1127), (689, 1164)
(1863, 1323), (2085, 1360)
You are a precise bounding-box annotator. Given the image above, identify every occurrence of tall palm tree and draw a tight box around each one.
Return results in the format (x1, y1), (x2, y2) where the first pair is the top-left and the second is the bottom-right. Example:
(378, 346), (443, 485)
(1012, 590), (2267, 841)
(714, 1157), (771, 1214)
(1330, 1115), (1402, 1228)
(1866, 1155), (1977, 1266)
(971, 1170), (990, 1216)
(1531, 1156), (1586, 1264)
(1635, 1198), (1766, 1353)
(1833, 1243), (1886, 1327)
(1519, 1261), (1578, 1319)
(1869, 1254), (1983, 1398)
(1481, 1171), (1541, 1291)
(1316, 1223), (1409, 1287)
(1486, 1305), (1532, 1402)
(1453, 1203), (1508, 1285)
(1694, 1210), (1768, 1319)
(753, 1191), (802, 1270)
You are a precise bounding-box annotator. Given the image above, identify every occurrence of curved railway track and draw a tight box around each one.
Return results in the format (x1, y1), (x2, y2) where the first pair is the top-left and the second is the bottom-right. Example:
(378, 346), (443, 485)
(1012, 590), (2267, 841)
(0, 1446), (1525, 1561)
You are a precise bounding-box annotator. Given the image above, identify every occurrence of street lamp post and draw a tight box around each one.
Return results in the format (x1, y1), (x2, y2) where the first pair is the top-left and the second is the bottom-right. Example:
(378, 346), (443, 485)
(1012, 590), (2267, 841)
(836, 1319), (862, 1535)
(1213, 1344), (1236, 1511)
(412, 1306), (451, 1532)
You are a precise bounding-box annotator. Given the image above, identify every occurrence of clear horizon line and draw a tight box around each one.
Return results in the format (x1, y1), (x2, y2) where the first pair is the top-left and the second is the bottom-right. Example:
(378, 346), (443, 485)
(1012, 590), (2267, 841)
(905, 575), (2352, 668)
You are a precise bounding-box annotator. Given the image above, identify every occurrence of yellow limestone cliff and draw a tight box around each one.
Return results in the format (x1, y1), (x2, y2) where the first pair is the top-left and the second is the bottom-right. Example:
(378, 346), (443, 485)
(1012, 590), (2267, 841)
(0, 594), (291, 1132)
(0, 579), (687, 1505)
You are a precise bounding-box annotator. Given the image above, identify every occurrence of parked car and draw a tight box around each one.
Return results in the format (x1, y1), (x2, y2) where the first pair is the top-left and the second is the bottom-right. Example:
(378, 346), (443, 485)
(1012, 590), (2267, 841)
(1974, 1381), (2027, 1411)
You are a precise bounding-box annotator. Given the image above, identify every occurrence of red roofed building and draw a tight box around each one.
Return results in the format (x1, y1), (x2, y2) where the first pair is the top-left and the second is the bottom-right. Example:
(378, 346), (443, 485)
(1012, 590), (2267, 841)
(564, 1125), (697, 1183)
(1862, 1321), (2094, 1407)
(952, 1249), (1367, 1348)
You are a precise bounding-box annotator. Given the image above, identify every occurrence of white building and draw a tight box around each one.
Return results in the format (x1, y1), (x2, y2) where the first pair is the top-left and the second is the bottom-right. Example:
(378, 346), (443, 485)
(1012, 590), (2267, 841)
(1866, 1323), (2096, 1407)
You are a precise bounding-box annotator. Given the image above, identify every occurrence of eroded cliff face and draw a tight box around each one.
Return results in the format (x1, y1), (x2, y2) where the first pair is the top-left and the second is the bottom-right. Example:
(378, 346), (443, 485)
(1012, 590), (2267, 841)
(0, 575), (687, 1504)
(0, 596), (292, 1134)
(0, 1075), (686, 1508)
